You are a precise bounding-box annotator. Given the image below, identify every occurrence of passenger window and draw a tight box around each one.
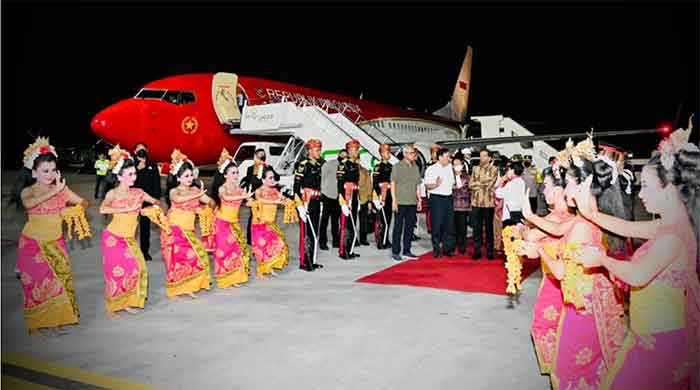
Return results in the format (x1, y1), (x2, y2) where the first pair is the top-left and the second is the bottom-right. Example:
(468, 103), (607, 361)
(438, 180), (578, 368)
(269, 146), (284, 156)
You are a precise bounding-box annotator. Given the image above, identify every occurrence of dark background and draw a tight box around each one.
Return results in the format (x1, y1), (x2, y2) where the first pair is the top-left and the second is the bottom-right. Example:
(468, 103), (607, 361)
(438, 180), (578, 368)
(2, 1), (698, 168)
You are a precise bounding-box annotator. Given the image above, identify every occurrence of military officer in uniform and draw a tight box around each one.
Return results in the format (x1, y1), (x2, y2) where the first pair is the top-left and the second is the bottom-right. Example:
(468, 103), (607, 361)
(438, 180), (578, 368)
(294, 139), (324, 272)
(373, 144), (393, 249)
(337, 139), (361, 260)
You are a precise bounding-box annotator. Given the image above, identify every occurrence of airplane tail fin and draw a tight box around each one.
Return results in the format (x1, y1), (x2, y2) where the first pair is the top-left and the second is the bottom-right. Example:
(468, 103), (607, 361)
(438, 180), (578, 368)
(433, 46), (472, 123)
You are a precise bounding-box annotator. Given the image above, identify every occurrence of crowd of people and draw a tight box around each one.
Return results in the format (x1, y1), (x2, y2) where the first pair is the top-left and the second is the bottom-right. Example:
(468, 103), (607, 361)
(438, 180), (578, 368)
(10, 121), (700, 387)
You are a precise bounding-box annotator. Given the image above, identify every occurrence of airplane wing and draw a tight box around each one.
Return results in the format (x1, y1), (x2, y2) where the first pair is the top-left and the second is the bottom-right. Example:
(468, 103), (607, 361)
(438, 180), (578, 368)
(433, 128), (660, 150)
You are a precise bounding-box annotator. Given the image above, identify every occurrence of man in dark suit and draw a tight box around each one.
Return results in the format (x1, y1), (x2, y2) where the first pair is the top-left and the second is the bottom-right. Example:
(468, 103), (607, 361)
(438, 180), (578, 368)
(133, 142), (162, 261)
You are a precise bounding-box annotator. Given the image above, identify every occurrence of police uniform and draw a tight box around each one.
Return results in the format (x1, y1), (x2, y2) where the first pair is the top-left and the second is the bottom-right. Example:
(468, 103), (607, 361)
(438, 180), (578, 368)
(337, 140), (361, 259)
(294, 140), (324, 271)
(373, 147), (393, 249)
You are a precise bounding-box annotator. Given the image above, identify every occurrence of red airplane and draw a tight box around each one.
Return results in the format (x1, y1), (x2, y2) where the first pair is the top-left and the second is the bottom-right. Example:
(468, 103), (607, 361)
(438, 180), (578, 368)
(90, 49), (473, 165)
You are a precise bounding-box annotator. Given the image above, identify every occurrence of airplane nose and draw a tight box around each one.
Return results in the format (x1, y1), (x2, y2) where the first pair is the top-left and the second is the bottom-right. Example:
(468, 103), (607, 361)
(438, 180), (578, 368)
(91, 114), (107, 135)
(90, 101), (140, 144)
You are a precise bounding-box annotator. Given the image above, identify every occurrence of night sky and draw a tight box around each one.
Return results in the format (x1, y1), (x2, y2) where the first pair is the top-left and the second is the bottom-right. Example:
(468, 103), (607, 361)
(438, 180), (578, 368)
(2, 2), (698, 168)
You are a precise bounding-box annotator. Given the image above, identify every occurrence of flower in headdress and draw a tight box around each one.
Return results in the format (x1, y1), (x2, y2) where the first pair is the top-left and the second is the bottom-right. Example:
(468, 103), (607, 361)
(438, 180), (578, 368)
(170, 149), (194, 174)
(23, 137), (58, 169)
(658, 115), (694, 172)
(108, 145), (132, 174)
(217, 148), (233, 174)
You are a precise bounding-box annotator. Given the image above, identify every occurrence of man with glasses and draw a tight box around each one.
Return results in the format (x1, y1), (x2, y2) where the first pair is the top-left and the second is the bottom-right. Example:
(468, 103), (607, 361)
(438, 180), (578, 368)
(390, 144), (423, 261)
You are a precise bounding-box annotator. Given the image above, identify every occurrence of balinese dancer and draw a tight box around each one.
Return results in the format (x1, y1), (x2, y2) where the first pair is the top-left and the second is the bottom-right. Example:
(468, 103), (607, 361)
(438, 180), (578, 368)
(250, 167), (296, 279)
(210, 148), (253, 288)
(518, 164), (574, 376)
(11, 137), (88, 335)
(162, 150), (214, 298)
(337, 139), (361, 260)
(521, 136), (627, 389)
(99, 145), (160, 317)
(294, 139), (324, 272)
(574, 122), (700, 389)
(373, 143), (393, 250)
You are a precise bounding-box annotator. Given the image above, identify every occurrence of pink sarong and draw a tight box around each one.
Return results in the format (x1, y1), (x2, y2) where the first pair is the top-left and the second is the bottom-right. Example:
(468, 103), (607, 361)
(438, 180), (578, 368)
(101, 229), (148, 312)
(213, 217), (249, 287)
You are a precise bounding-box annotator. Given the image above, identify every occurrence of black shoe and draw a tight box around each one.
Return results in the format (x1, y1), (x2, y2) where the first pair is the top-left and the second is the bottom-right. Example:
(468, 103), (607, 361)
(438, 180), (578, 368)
(403, 252), (419, 260)
(320, 243), (329, 250)
(340, 253), (353, 260)
(472, 251), (482, 260)
(300, 264), (315, 272)
(444, 252), (453, 258)
(144, 253), (153, 262)
(487, 253), (494, 260)
(432, 249), (441, 258)
(313, 264), (323, 269)
(350, 253), (360, 258)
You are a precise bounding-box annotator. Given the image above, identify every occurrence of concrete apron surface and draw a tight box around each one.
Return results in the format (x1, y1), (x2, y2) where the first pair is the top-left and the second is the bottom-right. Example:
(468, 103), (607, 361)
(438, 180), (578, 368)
(1, 171), (549, 389)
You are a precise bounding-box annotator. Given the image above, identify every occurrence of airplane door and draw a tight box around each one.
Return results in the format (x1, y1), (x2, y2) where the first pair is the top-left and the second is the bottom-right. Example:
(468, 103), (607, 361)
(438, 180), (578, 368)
(212, 72), (241, 125)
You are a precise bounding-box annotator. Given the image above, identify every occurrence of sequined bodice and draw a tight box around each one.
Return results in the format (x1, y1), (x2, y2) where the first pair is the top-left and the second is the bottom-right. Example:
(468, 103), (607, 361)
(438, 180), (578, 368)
(26, 188), (69, 215)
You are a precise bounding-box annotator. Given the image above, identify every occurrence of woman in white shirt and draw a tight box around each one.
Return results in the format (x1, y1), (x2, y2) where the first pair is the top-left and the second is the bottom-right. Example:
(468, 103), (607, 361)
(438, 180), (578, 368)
(495, 161), (525, 227)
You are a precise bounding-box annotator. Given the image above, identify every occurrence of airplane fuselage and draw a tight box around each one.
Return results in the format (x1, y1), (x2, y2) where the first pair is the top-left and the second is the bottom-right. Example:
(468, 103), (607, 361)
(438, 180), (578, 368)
(91, 73), (462, 164)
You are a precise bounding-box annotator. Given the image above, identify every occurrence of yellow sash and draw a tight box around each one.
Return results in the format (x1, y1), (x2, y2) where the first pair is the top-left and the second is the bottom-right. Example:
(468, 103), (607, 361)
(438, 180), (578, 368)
(22, 214), (62, 241)
(107, 213), (139, 238)
(630, 283), (685, 334)
(217, 204), (239, 223)
(169, 208), (195, 231)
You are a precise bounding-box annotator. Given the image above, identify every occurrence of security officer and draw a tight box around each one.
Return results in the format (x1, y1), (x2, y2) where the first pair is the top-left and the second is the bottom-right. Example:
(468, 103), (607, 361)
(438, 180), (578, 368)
(294, 139), (324, 272)
(337, 139), (361, 260)
(373, 144), (393, 249)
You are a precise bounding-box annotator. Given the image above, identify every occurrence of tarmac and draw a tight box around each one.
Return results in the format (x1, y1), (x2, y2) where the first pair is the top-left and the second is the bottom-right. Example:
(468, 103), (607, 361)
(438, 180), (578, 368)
(1, 170), (550, 389)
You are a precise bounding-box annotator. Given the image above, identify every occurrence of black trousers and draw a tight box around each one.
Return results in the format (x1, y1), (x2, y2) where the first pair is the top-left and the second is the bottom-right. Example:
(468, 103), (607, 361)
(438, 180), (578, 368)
(339, 190), (359, 256)
(503, 211), (524, 227)
(392, 205), (417, 256)
(139, 215), (151, 256)
(95, 175), (106, 198)
(454, 210), (470, 253)
(428, 194), (455, 255)
(319, 194), (340, 247)
(299, 198), (321, 268)
(359, 202), (370, 243)
(471, 206), (495, 255)
(528, 197), (538, 216)
(374, 192), (392, 248)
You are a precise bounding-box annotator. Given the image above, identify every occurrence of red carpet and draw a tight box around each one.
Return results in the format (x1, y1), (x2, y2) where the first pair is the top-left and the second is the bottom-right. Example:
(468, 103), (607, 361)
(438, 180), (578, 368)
(356, 243), (540, 296)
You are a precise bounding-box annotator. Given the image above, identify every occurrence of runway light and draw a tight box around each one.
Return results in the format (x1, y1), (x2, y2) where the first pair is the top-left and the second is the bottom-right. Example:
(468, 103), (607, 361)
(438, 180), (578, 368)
(658, 123), (672, 135)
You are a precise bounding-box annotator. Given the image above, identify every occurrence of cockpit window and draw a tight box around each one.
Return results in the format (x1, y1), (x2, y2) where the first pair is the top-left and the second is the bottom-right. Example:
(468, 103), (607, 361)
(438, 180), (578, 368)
(135, 89), (166, 99)
(136, 89), (196, 105)
(181, 92), (195, 104)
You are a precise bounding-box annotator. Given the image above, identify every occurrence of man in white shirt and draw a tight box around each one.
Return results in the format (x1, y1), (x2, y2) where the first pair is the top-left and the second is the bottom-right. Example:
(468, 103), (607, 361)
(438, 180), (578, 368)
(424, 148), (456, 257)
(494, 160), (526, 227)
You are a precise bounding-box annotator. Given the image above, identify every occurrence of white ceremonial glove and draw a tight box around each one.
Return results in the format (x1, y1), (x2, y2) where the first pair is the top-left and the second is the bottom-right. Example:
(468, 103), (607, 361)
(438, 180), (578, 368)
(372, 199), (383, 209)
(341, 203), (351, 216)
(296, 205), (308, 223)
